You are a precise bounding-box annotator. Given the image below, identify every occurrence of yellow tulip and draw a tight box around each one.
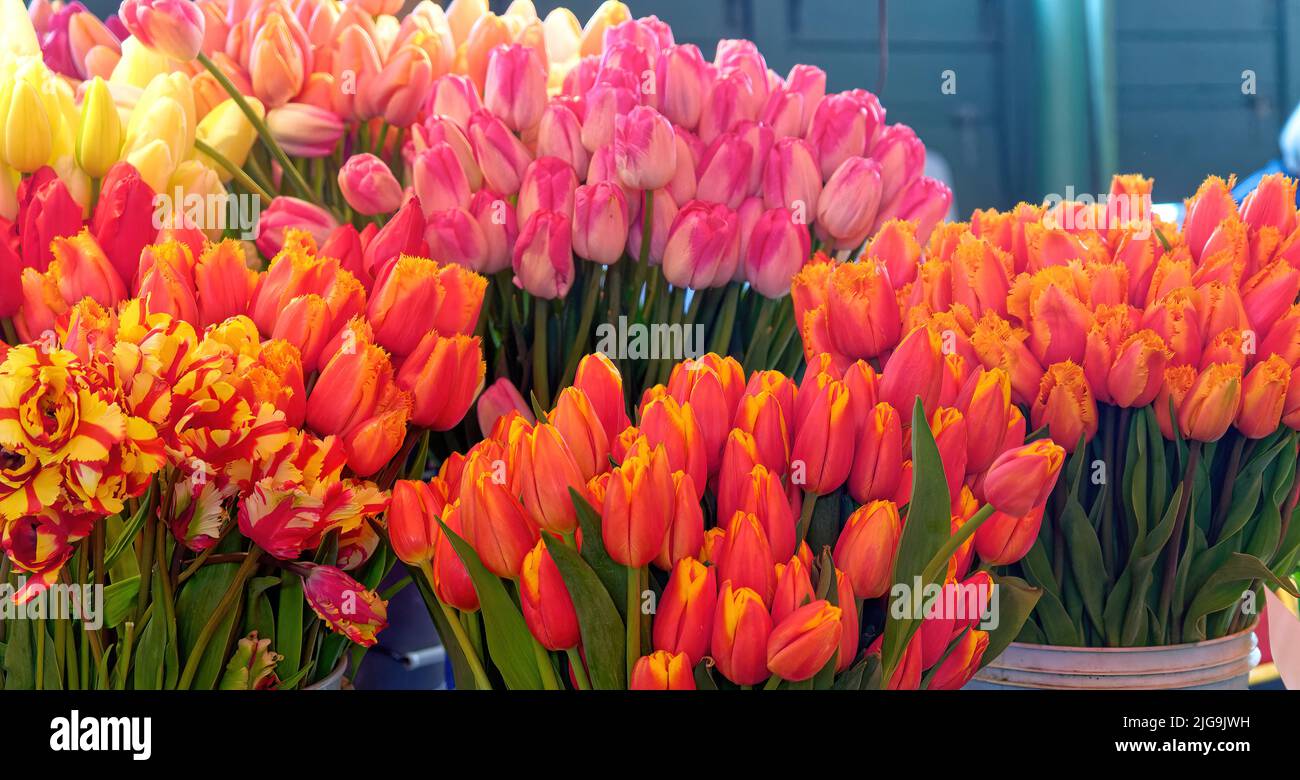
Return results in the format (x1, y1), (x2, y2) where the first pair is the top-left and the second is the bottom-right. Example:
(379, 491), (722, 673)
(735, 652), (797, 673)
(125, 137), (176, 193)
(77, 76), (122, 178)
(579, 1), (630, 58)
(110, 36), (172, 89)
(194, 97), (262, 182)
(0, 0), (40, 69)
(128, 72), (196, 154)
(0, 79), (53, 173)
(169, 159), (227, 239)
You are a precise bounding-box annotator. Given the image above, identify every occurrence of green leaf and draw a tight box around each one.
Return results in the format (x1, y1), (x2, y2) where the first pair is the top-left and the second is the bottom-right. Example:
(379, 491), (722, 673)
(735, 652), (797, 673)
(133, 576), (171, 690)
(437, 519), (544, 689)
(104, 484), (155, 569)
(1112, 484), (1182, 646)
(275, 571), (304, 689)
(879, 398), (950, 679)
(542, 534), (626, 690)
(980, 575), (1042, 667)
(1019, 540), (1080, 645)
(242, 576), (278, 646)
(175, 538), (242, 691)
(1182, 552), (1299, 641)
(570, 488), (627, 618)
(1059, 494), (1108, 639)
(693, 659), (718, 690)
(3, 617), (33, 689)
(103, 575), (141, 629)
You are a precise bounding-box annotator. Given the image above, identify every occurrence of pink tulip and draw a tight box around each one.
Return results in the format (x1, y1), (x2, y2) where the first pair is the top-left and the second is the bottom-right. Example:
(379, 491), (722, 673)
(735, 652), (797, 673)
(484, 43), (547, 132)
(363, 197), (427, 278)
(714, 39), (770, 113)
(536, 102), (590, 177)
(362, 44), (434, 127)
(696, 132), (753, 210)
(626, 187), (678, 265)
(815, 156), (883, 250)
(469, 189), (517, 274)
(518, 157), (579, 225)
(698, 69), (756, 145)
(256, 197), (338, 258)
(783, 64), (826, 135)
(581, 82), (639, 152)
(427, 74), (483, 131)
(572, 182), (630, 265)
(662, 200), (740, 288)
(413, 142), (472, 216)
(119, 0), (205, 61)
(331, 24), (382, 121)
(737, 120), (774, 195)
(746, 207), (809, 298)
(614, 105), (678, 191)
(763, 136), (822, 218)
(477, 377), (534, 434)
(586, 144), (632, 203)
(664, 127), (699, 205)
(599, 43), (651, 96)
(468, 109), (533, 196)
(414, 116), (482, 190)
(266, 103), (345, 157)
(871, 124), (925, 209)
(338, 154), (402, 216)
(513, 210), (575, 299)
(736, 196), (765, 277)
(655, 44), (710, 129)
(604, 16), (668, 61)
(425, 208), (488, 271)
(806, 92), (883, 181)
(877, 176), (953, 245)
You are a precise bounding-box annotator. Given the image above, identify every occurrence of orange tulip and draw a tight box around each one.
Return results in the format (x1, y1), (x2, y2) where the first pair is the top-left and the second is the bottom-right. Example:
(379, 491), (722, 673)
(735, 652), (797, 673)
(513, 423), (592, 535)
(1026, 281), (1091, 367)
(971, 312), (1045, 405)
(956, 367), (1013, 473)
(343, 401), (412, 477)
(717, 512), (776, 605)
(1105, 329), (1171, 408)
(573, 352), (631, 441)
(766, 600), (843, 681)
(732, 390), (791, 478)
(790, 373), (853, 494)
(710, 580), (773, 685)
(1155, 364), (1198, 440)
(1236, 354), (1291, 439)
(602, 445), (674, 567)
(666, 355), (741, 477)
(930, 407), (968, 498)
(519, 539), (580, 650)
(655, 472), (705, 570)
(194, 239), (256, 327)
(638, 395), (708, 491)
(771, 556), (816, 626)
(1243, 258), (1300, 339)
(397, 332), (485, 430)
(459, 450), (540, 578)
(306, 322), (393, 437)
(389, 479), (446, 565)
(430, 502), (479, 611)
(652, 557), (716, 664)
(630, 650), (696, 690)
(847, 402), (903, 505)
(879, 324), (946, 415)
(983, 440), (1065, 517)
(825, 261), (902, 360)
(716, 464), (796, 565)
(1178, 362), (1243, 442)
(550, 387), (611, 481)
(928, 629), (990, 690)
(368, 257), (487, 358)
(974, 503), (1045, 565)
(833, 500), (902, 599)
(1030, 361), (1097, 452)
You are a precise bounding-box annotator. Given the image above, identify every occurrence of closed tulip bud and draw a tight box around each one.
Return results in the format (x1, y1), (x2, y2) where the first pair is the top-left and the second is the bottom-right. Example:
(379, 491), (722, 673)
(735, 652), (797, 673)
(512, 209), (575, 299)
(398, 331), (485, 430)
(85, 163), (152, 285)
(655, 472), (705, 570)
(337, 154), (402, 216)
(468, 109), (533, 195)
(630, 650), (695, 690)
(75, 77), (121, 179)
(119, 0), (206, 61)
(744, 208), (810, 299)
(425, 501), (478, 611)
(656, 43), (709, 128)
(518, 156), (579, 226)
(872, 123), (925, 208)
(790, 375), (854, 494)
(662, 200), (740, 288)
(299, 564), (387, 647)
(1101, 329), (1169, 409)
(766, 599), (842, 681)
(816, 156), (883, 250)
(515, 423), (593, 535)
(1030, 361), (1097, 452)
(135, 240), (199, 324)
(614, 105), (677, 191)
(266, 102), (344, 157)
(771, 556), (815, 625)
(653, 557), (716, 663)
(0, 79), (53, 174)
(465, 189), (517, 275)
(48, 230), (127, 307)
(1177, 362), (1243, 442)
(412, 144), (470, 218)
(723, 464), (797, 564)
(878, 176), (953, 244)
(848, 402), (903, 504)
(574, 352), (631, 441)
(807, 92), (880, 180)
(343, 401), (412, 477)
(1243, 258), (1300, 336)
(459, 454), (540, 579)
(695, 132), (752, 210)
(717, 512), (775, 605)
(476, 376), (534, 436)
(484, 44), (547, 133)
(537, 102), (589, 175)
(389, 479), (446, 565)
(552, 387), (611, 480)
(1237, 355), (1291, 439)
(571, 181), (629, 265)
(603, 445), (674, 567)
(255, 197), (338, 259)
(248, 12), (307, 108)
(192, 239), (253, 326)
(975, 503), (1045, 566)
(639, 395), (708, 490)
(424, 207), (489, 272)
(711, 580), (773, 685)
(928, 628), (990, 690)
(954, 367), (1013, 474)
(824, 260), (902, 360)
(518, 540), (580, 650)
(833, 500), (902, 599)
(763, 136), (821, 218)
(984, 440), (1065, 517)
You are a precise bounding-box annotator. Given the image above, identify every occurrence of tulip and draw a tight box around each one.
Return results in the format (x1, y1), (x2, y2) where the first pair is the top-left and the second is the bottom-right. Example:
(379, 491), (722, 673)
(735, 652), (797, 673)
(459, 453), (540, 579)
(468, 109), (533, 195)
(398, 332), (485, 431)
(389, 479), (446, 565)
(74, 77), (121, 179)
(247, 11), (307, 108)
(513, 423), (592, 535)
(613, 105), (677, 191)
(770, 556), (816, 627)
(873, 123), (925, 208)
(338, 154), (402, 216)
(630, 650), (695, 690)
(624, 186), (677, 265)
(306, 327), (394, 437)
(49, 230), (127, 308)
(766, 600), (842, 681)
(656, 472), (705, 570)
(482, 43), (547, 133)
(984, 440), (1066, 517)
(551, 387), (611, 481)
(763, 136), (821, 218)
(695, 132), (752, 210)
(823, 261), (902, 361)
(816, 156), (883, 249)
(512, 209), (575, 299)
(790, 374), (854, 494)
(656, 44), (709, 128)
(1030, 361), (1097, 452)
(519, 540), (581, 650)
(1107, 329), (1171, 409)
(518, 156), (579, 226)
(847, 403), (904, 505)
(424, 207), (489, 272)
(119, 0), (205, 61)
(134, 240), (200, 325)
(602, 445), (674, 567)
(536, 101), (589, 175)
(266, 103), (344, 157)
(468, 189), (518, 274)
(1178, 362), (1243, 442)
(744, 208), (810, 299)
(476, 376), (534, 435)
(570, 181), (630, 265)
(653, 557), (716, 664)
(1236, 355), (1291, 439)
(343, 402), (412, 478)
(574, 353), (631, 441)
(975, 503), (1045, 566)
(1027, 282), (1092, 367)
(832, 500), (902, 599)
(1243, 258), (1300, 336)
(255, 197), (338, 259)
(711, 580), (773, 685)
(1182, 176), (1238, 261)
(717, 512), (775, 605)
(662, 200), (740, 288)
(929, 629), (990, 690)
(639, 395), (708, 491)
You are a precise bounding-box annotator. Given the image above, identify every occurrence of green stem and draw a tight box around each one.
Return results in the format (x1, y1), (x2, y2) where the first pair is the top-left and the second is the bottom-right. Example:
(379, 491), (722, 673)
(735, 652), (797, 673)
(418, 563), (492, 690)
(762, 674), (782, 691)
(709, 285), (741, 356)
(626, 565), (641, 680)
(796, 491), (818, 544)
(532, 297), (551, 410)
(1157, 441), (1202, 637)
(178, 547), (262, 689)
(1, 318), (17, 345)
(194, 138), (273, 203)
(561, 266), (604, 387)
(565, 646), (591, 690)
(196, 52), (317, 204)
(742, 296), (779, 371)
(926, 505), (996, 581)
(34, 616), (45, 690)
(532, 641), (562, 690)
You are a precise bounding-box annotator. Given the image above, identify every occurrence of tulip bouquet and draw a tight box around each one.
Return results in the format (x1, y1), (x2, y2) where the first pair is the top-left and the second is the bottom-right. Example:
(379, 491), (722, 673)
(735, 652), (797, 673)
(0, 222), (489, 690)
(391, 348), (1059, 690)
(801, 171), (1300, 649)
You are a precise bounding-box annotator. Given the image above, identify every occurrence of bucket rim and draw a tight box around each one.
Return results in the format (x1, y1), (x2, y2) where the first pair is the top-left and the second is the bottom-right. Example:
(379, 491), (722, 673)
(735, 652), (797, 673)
(994, 620), (1258, 655)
